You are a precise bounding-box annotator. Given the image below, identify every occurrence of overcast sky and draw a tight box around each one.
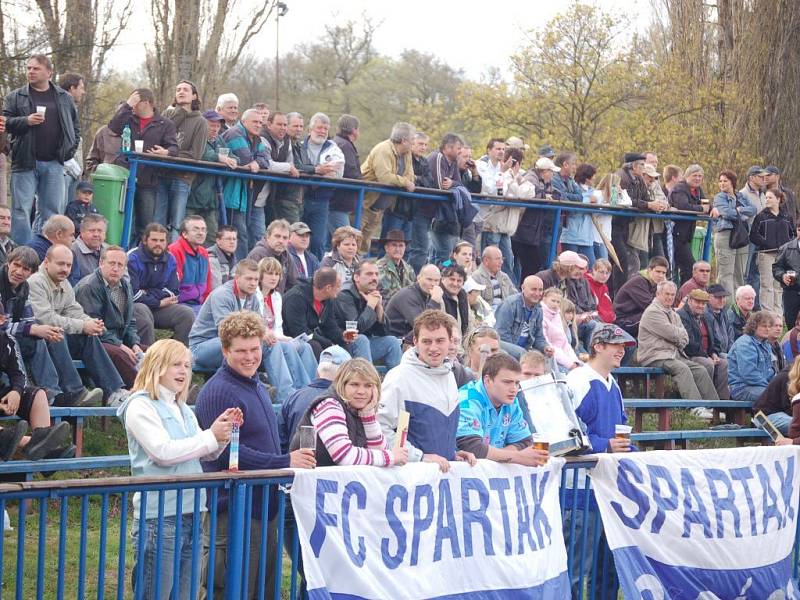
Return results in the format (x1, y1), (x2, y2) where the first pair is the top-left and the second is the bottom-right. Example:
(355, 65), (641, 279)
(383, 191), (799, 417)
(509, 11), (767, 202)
(108, 0), (653, 79)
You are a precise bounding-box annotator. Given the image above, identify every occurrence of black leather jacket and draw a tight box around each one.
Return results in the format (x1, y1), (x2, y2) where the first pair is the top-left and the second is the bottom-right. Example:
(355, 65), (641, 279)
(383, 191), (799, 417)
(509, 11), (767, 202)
(3, 82), (80, 171)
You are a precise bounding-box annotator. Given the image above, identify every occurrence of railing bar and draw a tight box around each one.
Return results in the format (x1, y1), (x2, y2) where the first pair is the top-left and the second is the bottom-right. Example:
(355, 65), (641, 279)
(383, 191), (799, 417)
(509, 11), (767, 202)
(35, 497), (46, 600)
(134, 491), (147, 600)
(273, 488), (287, 600)
(172, 488), (183, 600)
(153, 490), (166, 598)
(257, 483), (269, 600)
(241, 484), (254, 600)
(0, 499), (5, 600)
(189, 488), (202, 600)
(77, 494), (89, 600)
(206, 488), (219, 596)
(14, 496), (26, 600)
(97, 493), (109, 600)
(56, 497), (68, 600)
(116, 491), (129, 600)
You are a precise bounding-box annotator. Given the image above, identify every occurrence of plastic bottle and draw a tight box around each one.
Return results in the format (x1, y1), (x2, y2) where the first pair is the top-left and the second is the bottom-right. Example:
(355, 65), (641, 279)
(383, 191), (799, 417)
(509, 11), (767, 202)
(121, 124), (132, 153)
(228, 423), (240, 472)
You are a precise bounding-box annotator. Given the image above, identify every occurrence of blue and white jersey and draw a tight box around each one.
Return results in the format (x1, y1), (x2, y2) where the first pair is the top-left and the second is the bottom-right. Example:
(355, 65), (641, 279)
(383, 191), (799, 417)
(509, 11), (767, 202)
(566, 364), (626, 454)
(456, 379), (531, 448)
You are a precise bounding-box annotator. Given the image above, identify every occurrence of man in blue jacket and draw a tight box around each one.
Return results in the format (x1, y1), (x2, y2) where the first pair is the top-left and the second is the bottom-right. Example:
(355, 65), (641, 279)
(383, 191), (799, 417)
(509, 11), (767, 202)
(494, 275), (554, 359)
(127, 223), (195, 346)
(4, 54), (80, 244)
(195, 311), (314, 599)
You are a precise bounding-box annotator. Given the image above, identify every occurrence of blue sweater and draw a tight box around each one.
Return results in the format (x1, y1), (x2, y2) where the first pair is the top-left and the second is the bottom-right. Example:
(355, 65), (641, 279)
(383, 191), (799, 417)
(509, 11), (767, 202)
(127, 245), (180, 309)
(279, 378), (332, 453)
(195, 362), (290, 519)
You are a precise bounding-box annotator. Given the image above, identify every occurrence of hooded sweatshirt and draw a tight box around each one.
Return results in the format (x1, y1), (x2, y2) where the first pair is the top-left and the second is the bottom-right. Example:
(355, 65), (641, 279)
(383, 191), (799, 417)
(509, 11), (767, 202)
(162, 106), (208, 184)
(541, 302), (580, 369)
(378, 348), (460, 462)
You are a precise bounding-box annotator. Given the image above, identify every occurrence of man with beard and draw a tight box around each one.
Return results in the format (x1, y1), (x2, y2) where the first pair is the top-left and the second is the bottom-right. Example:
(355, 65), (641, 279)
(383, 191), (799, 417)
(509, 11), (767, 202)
(127, 223), (195, 346)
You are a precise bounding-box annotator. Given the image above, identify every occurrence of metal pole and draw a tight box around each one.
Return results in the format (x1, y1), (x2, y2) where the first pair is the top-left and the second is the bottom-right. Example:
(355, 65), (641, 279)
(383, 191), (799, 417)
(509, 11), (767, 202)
(353, 187), (365, 229)
(121, 157), (139, 250)
(224, 480), (246, 599)
(548, 207), (562, 265)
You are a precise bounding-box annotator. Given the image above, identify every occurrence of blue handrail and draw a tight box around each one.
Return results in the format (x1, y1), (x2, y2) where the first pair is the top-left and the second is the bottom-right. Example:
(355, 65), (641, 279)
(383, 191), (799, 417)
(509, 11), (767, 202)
(120, 154), (714, 263)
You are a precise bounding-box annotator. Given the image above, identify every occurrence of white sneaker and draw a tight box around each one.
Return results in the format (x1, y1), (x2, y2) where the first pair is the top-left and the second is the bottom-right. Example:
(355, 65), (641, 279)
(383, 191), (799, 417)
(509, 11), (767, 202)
(107, 389), (130, 408)
(691, 407), (713, 420)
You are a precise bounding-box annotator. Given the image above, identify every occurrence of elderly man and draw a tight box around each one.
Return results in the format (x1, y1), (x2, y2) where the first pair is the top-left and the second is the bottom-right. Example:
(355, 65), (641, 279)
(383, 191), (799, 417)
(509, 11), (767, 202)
(75, 246), (143, 388)
(70, 213), (107, 279)
(298, 112), (345, 259)
(0, 204), (16, 268)
(495, 275), (553, 360)
(385, 264), (445, 338)
(329, 114), (361, 236)
(705, 283), (735, 354)
(322, 260), (402, 368)
(27, 245), (127, 405)
(214, 92), (239, 130)
(471, 246), (516, 309)
(637, 281), (719, 401)
(128, 223), (195, 346)
(246, 219), (298, 293)
(187, 109), (239, 243)
(678, 289), (730, 401)
(0, 246), (102, 407)
(613, 256), (669, 337)
(222, 108), (271, 258)
(355, 122), (415, 254)
(726, 284), (757, 340)
(641, 162), (668, 261)
(5, 54), (80, 243)
(109, 88), (178, 241)
(406, 132), (435, 272)
(195, 311), (314, 599)
(376, 230), (415, 304)
(677, 260), (712, 304)
(287, 221), (319, 279)
(25, 214), (81, 286)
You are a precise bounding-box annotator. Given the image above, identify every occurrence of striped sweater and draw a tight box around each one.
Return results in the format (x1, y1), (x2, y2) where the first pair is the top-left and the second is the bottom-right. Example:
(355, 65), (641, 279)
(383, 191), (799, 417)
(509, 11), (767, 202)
(311, 398), (393, 466)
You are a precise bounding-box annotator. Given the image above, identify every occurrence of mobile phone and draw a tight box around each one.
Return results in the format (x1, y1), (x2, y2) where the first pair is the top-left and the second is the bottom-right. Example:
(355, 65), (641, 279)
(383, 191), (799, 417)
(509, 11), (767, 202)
(753, 411), (783, 442)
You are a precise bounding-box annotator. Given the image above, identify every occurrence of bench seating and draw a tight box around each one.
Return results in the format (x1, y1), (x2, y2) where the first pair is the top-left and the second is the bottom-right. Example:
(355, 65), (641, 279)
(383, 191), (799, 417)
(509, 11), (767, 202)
(0, 455), (130, 479)
(632, 428), (768, 450)
(624, 399), (753, 431)
(612, 367), (666, 399)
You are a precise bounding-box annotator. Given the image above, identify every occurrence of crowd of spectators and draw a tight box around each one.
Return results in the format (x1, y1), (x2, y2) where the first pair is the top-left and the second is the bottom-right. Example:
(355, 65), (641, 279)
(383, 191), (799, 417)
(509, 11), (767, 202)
(4, 53), (800, 598)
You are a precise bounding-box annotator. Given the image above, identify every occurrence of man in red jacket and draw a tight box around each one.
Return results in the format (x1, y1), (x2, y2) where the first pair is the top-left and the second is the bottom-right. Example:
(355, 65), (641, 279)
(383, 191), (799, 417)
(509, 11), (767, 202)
(168, 215), (211, 314)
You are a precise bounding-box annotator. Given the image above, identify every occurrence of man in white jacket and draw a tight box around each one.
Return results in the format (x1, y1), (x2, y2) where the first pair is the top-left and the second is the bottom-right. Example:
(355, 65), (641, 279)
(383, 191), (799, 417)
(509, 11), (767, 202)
(378, 309), (476, 471)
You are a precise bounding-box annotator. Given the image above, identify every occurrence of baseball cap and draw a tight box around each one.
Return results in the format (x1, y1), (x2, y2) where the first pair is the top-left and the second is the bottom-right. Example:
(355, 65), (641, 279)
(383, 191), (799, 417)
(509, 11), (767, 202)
(202, 109), (225, 122)
(505, 136), (530, 151)
(558, 250), (588, 269)
(765, 166), (781, 175)
(642, 164), (660, 178)
(623, 152), (646, 164)
(463, 278), (486, 293)
(591, 323), (637, 347)
(76, 181), (94, 192)
(538, 144), (555, 158)
(687, 289), (710, 302)
(534, 157), (559, 172)
(746, 165), (766, 177)
(707, 284), (729, 297)
(319, 345), (351, 365)
(290, 222), (311, 235)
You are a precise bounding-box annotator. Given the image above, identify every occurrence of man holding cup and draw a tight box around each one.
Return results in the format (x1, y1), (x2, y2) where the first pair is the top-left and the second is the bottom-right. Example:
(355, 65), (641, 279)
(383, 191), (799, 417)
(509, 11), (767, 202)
(772, 225), (800, 329)
(3, 54), (80, 244)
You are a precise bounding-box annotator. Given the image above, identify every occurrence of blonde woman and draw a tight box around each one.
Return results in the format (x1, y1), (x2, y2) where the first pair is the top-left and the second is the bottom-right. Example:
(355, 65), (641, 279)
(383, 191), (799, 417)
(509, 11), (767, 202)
(257, 257), (317, 382)
(321, 226), (362, 290)
(290, 358), (408, 467)
(117, 339), (241, 600)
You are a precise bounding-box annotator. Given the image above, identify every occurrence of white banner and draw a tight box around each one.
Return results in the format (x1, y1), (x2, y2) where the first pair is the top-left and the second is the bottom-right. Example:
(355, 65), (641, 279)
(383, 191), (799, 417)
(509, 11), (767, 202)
(591, 446), (800, 599)
(291, 459), (569, 599)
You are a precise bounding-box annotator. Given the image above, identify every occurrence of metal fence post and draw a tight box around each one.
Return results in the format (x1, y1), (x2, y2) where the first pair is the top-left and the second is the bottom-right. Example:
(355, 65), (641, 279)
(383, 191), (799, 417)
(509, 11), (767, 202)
(225, 479), (246, 600)
(353, 188), (366, 229)
(549, 207), (562, 264)
(702, 220), (713, 262)
(121, 157), (139, 249)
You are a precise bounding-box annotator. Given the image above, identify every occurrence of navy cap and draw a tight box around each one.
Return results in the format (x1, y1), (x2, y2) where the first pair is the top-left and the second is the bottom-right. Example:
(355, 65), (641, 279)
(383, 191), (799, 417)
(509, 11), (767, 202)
(765, 165), (781, 175)
(538, 145), (555, 158)
(202, 109), (225, 122)
(707, 283), (729, 297)
(746, 165), (766, 177)
(623, 152), (646, 164)
(76, 181), (93, 192)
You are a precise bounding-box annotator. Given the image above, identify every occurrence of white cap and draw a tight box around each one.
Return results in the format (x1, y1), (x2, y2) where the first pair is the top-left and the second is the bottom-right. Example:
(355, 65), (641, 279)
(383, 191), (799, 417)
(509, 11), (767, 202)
(535, 157), (559, 172)
(463, 278), (486, 293)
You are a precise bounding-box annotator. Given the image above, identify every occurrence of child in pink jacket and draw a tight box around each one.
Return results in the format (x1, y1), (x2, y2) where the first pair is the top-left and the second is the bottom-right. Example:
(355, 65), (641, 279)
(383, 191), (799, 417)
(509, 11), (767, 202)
(541, 287), (582, 371)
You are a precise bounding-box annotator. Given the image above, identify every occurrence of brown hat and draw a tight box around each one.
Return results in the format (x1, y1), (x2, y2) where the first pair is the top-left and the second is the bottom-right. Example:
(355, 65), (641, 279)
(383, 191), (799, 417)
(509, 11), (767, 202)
(688, 289), (710, 302)
(380, 229), (411, 244)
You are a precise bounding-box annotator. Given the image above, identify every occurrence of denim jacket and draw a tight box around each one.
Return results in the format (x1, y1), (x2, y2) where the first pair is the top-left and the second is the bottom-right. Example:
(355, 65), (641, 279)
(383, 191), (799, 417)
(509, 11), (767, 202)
(728, 333), (775, 393)
(494, 292), (546, 351)
(713, 191), (755, 232)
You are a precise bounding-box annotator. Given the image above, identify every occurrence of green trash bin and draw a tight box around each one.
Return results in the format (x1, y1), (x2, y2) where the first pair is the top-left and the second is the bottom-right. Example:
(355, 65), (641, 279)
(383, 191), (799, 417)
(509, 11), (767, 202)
(691, 225), (714, 263)
(91, 163), (129, 245)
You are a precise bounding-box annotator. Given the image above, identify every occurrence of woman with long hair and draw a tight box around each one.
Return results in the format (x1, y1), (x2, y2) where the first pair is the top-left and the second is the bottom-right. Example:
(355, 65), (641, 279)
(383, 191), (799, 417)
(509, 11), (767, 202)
(290, 358), (408, 467)
(118, 339), (241, 599)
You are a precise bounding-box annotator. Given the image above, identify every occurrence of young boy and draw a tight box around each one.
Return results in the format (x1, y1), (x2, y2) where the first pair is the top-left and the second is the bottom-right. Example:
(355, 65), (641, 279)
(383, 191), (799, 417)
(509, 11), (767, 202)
(65, 181), (100, 234)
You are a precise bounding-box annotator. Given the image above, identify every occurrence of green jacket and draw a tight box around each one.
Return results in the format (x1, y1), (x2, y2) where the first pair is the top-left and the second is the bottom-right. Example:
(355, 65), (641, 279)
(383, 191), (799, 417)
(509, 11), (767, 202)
(377, 256), (415, 305)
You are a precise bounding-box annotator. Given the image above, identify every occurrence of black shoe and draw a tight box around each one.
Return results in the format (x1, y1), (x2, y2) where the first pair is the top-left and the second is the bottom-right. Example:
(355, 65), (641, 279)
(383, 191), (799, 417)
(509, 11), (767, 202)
(22, 422), (71, 461)
(74, 388), (103, 407)
(40, 444), (77, 479)
(0, 421), (27, 461)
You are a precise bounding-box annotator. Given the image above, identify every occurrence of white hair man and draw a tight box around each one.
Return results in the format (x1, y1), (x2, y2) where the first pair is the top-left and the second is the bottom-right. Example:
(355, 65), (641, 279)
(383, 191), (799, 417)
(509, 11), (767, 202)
(215, 93), (239, 130)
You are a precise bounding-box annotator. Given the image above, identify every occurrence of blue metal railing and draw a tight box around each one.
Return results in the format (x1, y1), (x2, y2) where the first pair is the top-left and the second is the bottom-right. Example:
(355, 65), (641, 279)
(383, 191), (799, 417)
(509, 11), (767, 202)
(119, 154), (714, 263)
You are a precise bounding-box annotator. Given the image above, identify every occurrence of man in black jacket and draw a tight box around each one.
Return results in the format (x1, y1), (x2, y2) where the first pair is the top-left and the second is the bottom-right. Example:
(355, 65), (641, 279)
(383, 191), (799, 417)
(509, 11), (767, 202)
(280, 267), (339, 358)
(773, 227), (800, 329)
(678, 289), (729, 401)
(322, 260), (402, 368)
(330, 114), (361, 237)
(4, 54), (80, 244)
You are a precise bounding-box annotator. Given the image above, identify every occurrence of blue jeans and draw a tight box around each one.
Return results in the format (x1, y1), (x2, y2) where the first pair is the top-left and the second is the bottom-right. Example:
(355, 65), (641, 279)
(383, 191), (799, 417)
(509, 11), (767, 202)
(302, 196), (330, 260)
(731, 384), (767, 404)
(18, 337), (84, 397)
(10, 160), (66, 244)
(64, 174), (78, 211)
(577, 320), (598, 354)
(326, 210), (351, 253)
(347, 334), (402, 369)
(190, 337), (298, 403)
(481, 232), (515, 282)
(561, 243), (596, 268)
(278, 339), (318, 382)
(409, 214), (432, 273)
(132, 514), (198, 600)
(133, 187), (158, 246)
(156, 178), (191, 243)
(767, 411), (792, 436)
(431, 230), (458, 265)
(593, 242), (608, 261)
(66, 334), (124, 394)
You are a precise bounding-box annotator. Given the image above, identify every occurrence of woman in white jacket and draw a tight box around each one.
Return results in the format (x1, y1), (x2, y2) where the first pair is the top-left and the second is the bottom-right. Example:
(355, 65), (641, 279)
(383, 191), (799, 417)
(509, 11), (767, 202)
(257, 257), (318, 381)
